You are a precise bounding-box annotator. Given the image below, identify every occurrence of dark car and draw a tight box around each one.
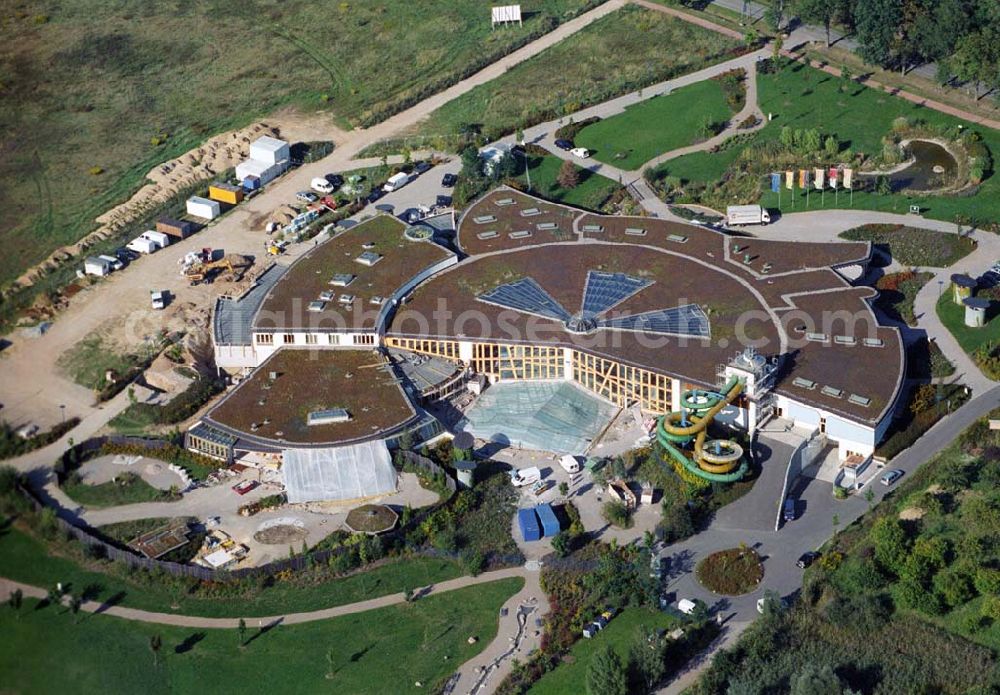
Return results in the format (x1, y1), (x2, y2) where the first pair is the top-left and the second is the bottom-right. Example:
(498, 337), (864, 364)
(441, 173), (457, 187)
(796, 551), (820, 569)
(436, 194), (452, 207)
(783, 498), (796, 522)
(367, 188), (385, 203)
(554, 138), (573, 151)
(414, 161), (432, 174)
(325, 174), (344, 188)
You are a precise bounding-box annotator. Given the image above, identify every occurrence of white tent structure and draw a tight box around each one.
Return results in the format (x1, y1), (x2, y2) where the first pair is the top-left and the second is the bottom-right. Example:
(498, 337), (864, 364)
(491, 5), (522, 27)
(282, 440), (398, 503)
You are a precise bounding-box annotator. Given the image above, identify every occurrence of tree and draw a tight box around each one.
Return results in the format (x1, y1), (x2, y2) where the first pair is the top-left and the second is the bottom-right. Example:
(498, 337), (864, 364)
(764, 0), (788, 31)
(69, 594), (82, 623)
(948, 26), (1000, 100)
(403, 587), (415, 602)
(8, 588), (22, 618)
(854, 0), (902, 68)
(797, 0), (838, 46)
(149, 634), (162, 667)
(824, 136), (840, 158)
(551, 531), (571, 558)
(557, 160), (579, 189)
(629, 626), (667, 693)
(791, 663), (844, 695)
(586, 646), (627, 695)
(238, 618), (247, 647)
(871, 517), (909, 575)
(559, 481), (569, 497)
(802, 128), (822, 153)
(780, 126), (795, 150)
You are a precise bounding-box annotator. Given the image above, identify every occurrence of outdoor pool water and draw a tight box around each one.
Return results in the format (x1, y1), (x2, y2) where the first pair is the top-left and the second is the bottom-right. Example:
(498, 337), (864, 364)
(883, 140), (958, 192)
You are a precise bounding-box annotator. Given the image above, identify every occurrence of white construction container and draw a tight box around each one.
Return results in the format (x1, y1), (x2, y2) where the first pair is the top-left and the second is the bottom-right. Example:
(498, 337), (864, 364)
(127, 236), (157, 255)
(83, 256), (112, 277)
(249, 136), (290, 166)
(235, 159), (288, 187)
(142, 230), (171, 249)
(186, 196), (221, 220)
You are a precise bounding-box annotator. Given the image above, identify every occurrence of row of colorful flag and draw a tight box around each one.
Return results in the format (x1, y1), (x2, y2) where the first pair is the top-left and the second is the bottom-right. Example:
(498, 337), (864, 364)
(770, 167), (854, 192)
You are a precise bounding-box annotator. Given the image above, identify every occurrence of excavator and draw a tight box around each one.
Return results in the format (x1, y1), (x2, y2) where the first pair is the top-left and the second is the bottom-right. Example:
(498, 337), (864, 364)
(183, 253), (251, 285)
(656, 375), (749, 483)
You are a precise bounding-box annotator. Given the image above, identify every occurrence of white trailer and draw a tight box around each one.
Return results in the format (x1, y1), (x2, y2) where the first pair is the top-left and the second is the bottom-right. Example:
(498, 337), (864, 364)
(382, 172), (410, 193)
(142, 230), (171, 249)
(127, 236), (158, 255)
(726, 205), (770, 226)
(83, 256), (112, 277)
(186, 196), (221, 220)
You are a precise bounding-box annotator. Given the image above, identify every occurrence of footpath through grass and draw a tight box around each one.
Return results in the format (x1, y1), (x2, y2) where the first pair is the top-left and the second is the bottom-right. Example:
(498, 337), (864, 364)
(575, 79), (734, 170)
(530, 607), (679, 695)
(404, 5), (742, 147)
(0, 578), (521, 695)
(0, 525), (465, 618)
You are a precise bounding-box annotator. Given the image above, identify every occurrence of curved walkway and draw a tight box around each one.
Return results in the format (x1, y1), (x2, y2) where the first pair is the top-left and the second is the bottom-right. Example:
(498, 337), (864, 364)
(0, 566), (526, 629)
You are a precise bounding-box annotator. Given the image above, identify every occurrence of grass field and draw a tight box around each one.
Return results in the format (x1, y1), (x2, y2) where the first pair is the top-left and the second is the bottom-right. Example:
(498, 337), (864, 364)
(661, 62), (1000, 224)
(530, 607), (678, 695)
(0, 1), (602, 290)
(56, 333), (158, 390)
(0, 578), (521, 694)
(402, 5), (742, 148)
(937, 291), (1000, 354)
(0, 524), (465, 618)
(513, 152), (623, 210)
(62, 474), (173, 509)
(574, 79), (734, 170)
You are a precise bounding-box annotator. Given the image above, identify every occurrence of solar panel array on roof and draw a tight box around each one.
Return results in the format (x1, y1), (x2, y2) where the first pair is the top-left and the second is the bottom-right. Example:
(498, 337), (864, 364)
(582, 271), (653, 315)
(601, 304), (710, 338)
(478, 277), (572, 322)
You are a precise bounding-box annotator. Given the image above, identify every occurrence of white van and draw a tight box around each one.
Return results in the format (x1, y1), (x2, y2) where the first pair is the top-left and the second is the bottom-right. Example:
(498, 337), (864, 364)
(510, 466), (541, 487)
(311, 177), (335, 194)
(559, 455), (581, 474)
(570, 147), (591, 159)
(678, 599), (698, 615)
(382, 172), (410, 193)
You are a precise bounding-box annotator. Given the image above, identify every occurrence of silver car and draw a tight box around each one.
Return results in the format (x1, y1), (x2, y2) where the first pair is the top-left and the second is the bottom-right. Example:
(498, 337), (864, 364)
(880, 469), (903, 486)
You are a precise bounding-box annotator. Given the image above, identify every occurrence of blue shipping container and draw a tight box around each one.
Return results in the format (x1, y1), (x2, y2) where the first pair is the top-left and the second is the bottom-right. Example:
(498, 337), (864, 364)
(242, 175), (261, 192)
(518, 508), (541, 542)
(535, 503), (560, 537)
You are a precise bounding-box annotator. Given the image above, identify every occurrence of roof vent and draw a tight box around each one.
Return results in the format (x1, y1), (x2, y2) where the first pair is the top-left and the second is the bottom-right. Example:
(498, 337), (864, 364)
(834, 335), (856, 346)
(821, 385), (844, 398)
(863, 338), (885, 348)
(792, 377), (816, 389)
(848, 394), (871, 407)
(806, 332), (828, 343)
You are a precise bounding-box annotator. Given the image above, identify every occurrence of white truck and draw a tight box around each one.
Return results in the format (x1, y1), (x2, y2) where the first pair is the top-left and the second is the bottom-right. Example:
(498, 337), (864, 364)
(150, 290), (167, 310)
(559, 455), (581, 474)
(726, 205), (770, 226)
(510, 466), (541, 487)
(382, 171), (411, 193)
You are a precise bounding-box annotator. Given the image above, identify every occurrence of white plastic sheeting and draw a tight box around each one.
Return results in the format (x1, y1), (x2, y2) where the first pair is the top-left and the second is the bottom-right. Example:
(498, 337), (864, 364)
(282, 440), (397, 503)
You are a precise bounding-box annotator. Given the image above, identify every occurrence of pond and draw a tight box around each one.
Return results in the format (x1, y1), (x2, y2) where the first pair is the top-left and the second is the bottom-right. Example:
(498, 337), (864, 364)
(864, 139), (959, 192)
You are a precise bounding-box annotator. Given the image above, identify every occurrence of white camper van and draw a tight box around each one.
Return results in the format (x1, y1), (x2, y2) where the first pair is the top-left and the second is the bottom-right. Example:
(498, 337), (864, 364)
(559, 455), (581, 474)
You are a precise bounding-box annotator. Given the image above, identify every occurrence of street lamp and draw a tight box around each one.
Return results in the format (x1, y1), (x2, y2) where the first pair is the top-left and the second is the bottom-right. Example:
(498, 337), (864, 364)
(59, 404), (66, 425)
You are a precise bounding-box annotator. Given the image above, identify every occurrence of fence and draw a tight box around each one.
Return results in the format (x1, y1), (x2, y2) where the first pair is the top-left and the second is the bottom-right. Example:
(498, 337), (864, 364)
(30, 438), (463, 583)
(397, 450), (458, 495)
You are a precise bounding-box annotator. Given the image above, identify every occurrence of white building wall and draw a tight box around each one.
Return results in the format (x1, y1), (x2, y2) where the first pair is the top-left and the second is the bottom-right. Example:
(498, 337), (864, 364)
(775, 394), (877, 459)
(215, 345), (258, 371)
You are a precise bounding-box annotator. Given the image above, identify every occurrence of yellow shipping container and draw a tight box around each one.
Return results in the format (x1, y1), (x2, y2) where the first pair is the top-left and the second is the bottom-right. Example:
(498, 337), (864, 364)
(208, 184), (244, 206)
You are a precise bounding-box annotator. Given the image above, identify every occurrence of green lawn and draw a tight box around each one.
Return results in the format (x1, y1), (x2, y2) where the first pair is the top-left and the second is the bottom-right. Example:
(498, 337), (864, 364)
(0, 578), (521, 694)
(574, 79), (734, 170)
(513, 152), (624, 210)
(937, 291), (1000, 354)
(402, 5), (742, 148)
(56, 333), (158, 391)
(874, 271), (933, 327)
(62, 475), (172, 509)
(662, 62), (1000, 225)
(530, 607), (678, 695)
(1, 1), (600, 292)
(0, 525), (466, 618)
(839, 224), (977, 267)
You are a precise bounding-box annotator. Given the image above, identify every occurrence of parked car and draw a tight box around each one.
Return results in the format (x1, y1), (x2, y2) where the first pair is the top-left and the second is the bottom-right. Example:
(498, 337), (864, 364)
(441, 173), (457, 187)
(796, 551), (820, 569)
(756, 595), (788, 614)
(880, 468), (903, 486)
(677, 599), (698, 615)
(232, 480), (259, 495)
(436, 194), (452, 207)
(414, 161), (432, 174)
(325, 174), (344, 188)
(367, 188), (385, 203)
(570, 147), (590, 158)
(150, 290), (167, 310)
(783, 498), (797, 522)
(296, 190), (318, 203)
(554, 138), (573, 151)
(310, 177), (335, 194)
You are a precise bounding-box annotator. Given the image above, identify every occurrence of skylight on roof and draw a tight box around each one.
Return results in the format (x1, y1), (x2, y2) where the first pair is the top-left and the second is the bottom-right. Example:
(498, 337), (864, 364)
(356, 252), (382, 266)
(821, 385), (843, 398)
(478, 277), (571, 322)
(307, 408), (351, 426)
(582, 271), (653, 316)
(330, 273), (355, 286)
(792, 377), (816, 389)
(848, 394), (871, 407)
